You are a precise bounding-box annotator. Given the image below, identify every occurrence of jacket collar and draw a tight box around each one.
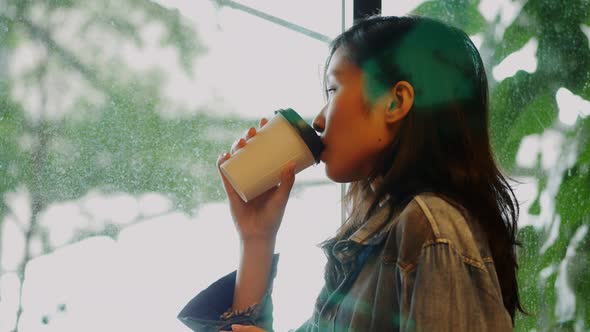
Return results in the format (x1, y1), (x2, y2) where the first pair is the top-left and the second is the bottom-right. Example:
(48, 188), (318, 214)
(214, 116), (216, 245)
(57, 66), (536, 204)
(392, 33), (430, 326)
(347, 200), (398, 246)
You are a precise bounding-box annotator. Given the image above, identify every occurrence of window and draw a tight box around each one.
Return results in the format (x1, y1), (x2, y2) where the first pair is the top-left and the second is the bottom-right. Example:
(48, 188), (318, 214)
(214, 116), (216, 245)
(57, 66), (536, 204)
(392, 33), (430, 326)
(0, 1), (345, 331)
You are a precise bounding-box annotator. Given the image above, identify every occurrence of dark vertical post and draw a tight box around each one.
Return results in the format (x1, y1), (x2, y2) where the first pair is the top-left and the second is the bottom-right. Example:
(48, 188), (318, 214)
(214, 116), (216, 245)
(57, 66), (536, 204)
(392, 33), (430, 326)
(353, 0), (382, 24)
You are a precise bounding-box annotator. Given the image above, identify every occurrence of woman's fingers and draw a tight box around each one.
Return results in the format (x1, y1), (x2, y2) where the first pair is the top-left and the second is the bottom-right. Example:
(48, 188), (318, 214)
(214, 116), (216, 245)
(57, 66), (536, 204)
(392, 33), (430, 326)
(231, 138), (246, 154)
(231, 119), (266, 155)
(232, 126), (258, 154)
(245, 127), (256, 140)
(218, 119), (269, 200)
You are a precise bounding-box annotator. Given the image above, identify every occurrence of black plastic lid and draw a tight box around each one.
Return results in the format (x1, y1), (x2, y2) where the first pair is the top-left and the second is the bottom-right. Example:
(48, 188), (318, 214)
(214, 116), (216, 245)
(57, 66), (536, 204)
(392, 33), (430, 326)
(274, 108), (324, 163)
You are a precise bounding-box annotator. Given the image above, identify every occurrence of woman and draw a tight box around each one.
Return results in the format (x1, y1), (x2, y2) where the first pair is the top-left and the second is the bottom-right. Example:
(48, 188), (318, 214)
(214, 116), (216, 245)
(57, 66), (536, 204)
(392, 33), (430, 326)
(177, 15), (524, 331)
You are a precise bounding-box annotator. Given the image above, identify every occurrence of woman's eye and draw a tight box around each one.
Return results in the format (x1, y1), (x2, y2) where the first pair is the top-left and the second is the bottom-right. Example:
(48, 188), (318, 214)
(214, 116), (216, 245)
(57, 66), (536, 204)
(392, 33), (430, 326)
(326, 87), (337, 95)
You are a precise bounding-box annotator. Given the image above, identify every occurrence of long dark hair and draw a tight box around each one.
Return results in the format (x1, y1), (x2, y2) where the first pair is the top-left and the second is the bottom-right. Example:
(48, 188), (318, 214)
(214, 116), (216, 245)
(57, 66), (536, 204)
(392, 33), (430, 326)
(322, 16), (525, 321)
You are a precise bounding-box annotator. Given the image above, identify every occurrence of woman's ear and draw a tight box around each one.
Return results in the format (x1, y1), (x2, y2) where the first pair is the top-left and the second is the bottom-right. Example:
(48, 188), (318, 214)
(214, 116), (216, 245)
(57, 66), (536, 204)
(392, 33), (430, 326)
(385, 81), (414, 124)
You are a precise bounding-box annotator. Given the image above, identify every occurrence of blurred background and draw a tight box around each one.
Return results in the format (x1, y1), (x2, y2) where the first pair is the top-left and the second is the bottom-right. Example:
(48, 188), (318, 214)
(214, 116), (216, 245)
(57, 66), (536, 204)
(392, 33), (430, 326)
(0, 0), (588, 331)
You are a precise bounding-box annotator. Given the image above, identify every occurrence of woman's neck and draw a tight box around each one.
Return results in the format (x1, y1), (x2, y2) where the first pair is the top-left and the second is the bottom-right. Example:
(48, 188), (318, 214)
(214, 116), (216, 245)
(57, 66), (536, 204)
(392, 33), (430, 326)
(369, 176), (390, 207)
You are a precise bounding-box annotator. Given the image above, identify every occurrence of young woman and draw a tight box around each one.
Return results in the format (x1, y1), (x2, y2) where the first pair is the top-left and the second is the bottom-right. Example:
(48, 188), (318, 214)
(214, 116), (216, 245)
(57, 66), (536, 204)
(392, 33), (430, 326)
(178, 15), (525, 331)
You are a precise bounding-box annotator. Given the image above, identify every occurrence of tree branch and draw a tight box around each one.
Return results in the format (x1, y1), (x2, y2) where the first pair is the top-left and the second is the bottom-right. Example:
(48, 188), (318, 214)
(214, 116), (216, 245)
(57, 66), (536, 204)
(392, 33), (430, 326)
(16, 16), (114, 96)
(13, 50), (51, 332)
(4, 207), (28, 235)
(31, 207), (178, 262)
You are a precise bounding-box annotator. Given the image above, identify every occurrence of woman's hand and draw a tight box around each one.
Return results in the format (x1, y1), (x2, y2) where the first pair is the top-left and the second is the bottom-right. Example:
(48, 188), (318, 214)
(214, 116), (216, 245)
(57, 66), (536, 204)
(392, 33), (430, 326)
(217, 118), (297, 243)
(220, 324), (267, 332)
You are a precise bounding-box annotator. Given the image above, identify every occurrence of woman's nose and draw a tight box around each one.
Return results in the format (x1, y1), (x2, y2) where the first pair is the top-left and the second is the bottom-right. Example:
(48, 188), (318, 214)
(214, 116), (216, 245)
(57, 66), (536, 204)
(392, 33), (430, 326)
(312, 107), (325, 133)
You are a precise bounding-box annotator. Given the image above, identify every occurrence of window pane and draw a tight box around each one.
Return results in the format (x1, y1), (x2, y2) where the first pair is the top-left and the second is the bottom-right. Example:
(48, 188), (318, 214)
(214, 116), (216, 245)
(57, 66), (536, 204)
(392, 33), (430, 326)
(384, 1), (590, 330)
(0, 1), (344, 331)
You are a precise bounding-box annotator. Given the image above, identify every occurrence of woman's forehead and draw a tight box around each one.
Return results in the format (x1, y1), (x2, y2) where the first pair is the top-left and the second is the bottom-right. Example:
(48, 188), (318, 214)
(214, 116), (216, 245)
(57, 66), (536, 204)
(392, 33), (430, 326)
(326, 48), (359, 79)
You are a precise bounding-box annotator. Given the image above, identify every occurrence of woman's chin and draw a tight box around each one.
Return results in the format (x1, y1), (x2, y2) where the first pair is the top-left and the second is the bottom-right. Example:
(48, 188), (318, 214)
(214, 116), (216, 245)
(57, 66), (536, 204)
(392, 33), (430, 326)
(324, 165), (353, 183)
(323, 165), (338, 182)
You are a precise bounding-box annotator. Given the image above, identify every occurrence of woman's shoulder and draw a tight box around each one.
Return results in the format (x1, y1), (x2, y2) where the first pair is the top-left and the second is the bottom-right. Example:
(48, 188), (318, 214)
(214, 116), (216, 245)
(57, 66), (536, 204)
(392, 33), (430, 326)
(383, 192), (491, 269)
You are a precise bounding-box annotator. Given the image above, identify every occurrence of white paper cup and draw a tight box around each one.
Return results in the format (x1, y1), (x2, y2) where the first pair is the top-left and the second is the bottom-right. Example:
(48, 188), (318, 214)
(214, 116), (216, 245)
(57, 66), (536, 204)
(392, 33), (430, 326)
(220, 108), (324, 202)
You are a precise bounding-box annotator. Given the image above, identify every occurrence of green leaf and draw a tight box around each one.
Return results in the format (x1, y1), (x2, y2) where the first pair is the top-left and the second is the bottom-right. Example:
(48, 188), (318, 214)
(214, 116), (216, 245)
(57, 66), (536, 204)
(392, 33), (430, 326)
(563, 59), (590, 104)
(528, 173), (545, 216)
(0, 93), (27, 205)
(557, 119), (590, 218)
(515, 225), (541, 331)
(536, 26), (590, 87)
(567, 229), (589, 326)
(556, 128), (590, 228)
(514, 91), (556, 133)
(492, 13), (535, 65)
(79, 15), (143, 47)
(411, 0), (487, 35)
(0, 15), (20, 49)
(575, 118), (590, 165)
(128, 0), (206, 73)
(46, 0), (76, 11)
(489, 72), (549, 170)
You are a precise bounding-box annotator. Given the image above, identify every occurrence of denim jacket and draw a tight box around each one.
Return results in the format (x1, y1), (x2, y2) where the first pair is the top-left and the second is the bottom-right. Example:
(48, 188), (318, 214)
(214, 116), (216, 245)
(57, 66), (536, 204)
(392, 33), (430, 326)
(177, 193), (513, 331)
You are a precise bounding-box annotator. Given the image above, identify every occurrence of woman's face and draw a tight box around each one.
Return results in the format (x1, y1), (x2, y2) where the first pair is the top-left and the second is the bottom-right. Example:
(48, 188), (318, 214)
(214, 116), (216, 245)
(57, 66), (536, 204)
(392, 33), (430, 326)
(313, 48), (398, 183)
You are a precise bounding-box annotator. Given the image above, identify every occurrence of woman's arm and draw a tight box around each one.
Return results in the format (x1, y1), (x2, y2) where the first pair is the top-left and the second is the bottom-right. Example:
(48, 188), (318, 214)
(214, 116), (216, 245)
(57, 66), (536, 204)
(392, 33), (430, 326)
(233, 239), (277, 311)
(216, 117), (296, 312)
(176, 253), (281, 332)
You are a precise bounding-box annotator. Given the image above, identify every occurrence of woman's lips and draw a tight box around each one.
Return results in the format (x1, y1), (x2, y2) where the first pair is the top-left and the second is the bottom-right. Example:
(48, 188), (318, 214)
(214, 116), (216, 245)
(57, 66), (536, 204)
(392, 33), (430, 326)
(320, 140), (326, 162)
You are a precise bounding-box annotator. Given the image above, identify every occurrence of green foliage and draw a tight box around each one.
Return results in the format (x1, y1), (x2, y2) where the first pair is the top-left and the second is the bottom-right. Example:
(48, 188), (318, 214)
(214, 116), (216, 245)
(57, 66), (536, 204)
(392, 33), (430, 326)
(489, 72), (545, 168)
(492, 10), (534, 65)
(0, 90), (27, 216)
(79, 14), (143, 47)
(412, 0), (487, 35)
(515, 226), (541, 330)
(0, 15), (19, 49)
(46, 0), (76, 11)
(9, 73), (251, 215)
(0, 0), (220, 243)
(500, 0), (590, 329)
(128, 0), (205, 72)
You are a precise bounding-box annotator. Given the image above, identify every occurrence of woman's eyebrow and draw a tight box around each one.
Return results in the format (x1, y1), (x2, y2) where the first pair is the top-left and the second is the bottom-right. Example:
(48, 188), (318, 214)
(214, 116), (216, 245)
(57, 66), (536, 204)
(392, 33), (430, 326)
(327, 69), (344, 77)
(326, 70), (345, 84)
